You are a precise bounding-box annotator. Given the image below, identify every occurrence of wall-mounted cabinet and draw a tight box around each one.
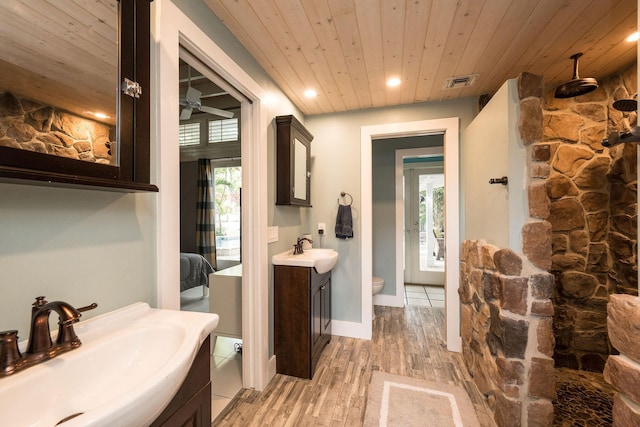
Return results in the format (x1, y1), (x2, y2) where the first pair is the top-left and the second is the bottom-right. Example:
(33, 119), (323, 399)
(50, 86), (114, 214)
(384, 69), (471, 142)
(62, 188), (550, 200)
(0, 0), (157, 193)
(276, 115), (313, 206)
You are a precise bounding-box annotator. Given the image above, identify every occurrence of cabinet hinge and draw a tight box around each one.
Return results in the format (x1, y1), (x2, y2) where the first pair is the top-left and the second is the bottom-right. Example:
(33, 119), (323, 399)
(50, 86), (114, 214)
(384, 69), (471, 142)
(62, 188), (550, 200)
(121, 78), (142, 98)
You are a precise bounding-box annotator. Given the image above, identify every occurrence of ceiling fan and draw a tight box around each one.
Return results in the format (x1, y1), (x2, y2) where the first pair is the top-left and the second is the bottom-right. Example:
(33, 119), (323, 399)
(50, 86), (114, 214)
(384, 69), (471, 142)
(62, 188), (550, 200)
(180, 66), (234, 120)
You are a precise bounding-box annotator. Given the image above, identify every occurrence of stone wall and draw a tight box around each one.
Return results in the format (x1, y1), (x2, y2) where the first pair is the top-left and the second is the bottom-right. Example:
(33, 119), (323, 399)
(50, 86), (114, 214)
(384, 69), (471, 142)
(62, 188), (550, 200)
(0, 92), (116, 165)
(460, 241), (556, 427)
(604, 294), (640, 426)
(461, 72), (556, 427)
(541, 65), (638, 371)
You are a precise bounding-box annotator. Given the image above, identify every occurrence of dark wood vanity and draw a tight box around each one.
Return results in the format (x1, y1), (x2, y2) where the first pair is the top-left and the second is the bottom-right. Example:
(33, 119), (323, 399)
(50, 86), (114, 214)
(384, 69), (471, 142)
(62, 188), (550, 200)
(274, 266), (331, 379)
(150, 336), (212, 427)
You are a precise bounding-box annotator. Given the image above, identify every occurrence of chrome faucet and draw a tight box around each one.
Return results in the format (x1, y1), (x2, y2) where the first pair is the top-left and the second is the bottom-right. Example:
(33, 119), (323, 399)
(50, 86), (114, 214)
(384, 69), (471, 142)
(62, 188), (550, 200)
(0, 297), (97, 377)
(293, 236), (313, 255)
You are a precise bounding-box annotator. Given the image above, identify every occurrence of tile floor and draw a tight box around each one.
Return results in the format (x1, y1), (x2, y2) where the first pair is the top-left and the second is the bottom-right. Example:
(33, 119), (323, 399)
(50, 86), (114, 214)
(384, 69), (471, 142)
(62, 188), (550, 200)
(179, 286), (244, 422)
(404, 283), (445, 307)
(210, 336), (243, 421)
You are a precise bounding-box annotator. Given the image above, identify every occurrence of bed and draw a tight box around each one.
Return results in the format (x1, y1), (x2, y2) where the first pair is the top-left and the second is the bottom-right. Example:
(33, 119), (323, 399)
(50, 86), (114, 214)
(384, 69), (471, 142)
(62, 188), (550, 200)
(180, 252), (215, 292)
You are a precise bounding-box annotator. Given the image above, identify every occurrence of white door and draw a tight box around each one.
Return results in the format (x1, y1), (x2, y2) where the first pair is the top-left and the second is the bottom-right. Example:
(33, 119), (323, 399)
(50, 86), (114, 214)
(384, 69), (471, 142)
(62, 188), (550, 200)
(404, 166), (445, 285)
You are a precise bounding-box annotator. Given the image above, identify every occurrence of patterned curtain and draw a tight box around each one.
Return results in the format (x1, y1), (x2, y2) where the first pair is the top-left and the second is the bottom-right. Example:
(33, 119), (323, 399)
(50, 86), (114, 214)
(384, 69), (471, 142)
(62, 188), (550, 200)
(196, 159), (217, 269)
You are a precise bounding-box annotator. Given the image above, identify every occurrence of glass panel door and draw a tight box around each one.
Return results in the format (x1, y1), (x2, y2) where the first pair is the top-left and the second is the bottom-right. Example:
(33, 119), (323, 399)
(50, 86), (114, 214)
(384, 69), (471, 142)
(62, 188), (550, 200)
(404, 168), (445, 285)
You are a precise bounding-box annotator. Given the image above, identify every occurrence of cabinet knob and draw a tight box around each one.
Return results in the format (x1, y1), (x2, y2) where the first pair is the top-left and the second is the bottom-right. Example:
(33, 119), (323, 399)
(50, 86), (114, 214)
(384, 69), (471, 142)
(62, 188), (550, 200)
(320, 285), (327, 290)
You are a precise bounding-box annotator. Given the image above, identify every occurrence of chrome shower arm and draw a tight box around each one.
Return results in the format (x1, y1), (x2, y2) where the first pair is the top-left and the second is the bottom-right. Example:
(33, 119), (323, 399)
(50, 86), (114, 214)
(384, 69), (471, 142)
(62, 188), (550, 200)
(602, 126), (640, 147)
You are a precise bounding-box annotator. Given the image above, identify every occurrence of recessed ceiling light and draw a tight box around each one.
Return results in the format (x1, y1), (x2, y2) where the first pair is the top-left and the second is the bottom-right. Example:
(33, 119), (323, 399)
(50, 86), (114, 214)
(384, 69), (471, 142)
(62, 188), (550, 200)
(88, 112), (110, 119)
(304, 89), (317, 98)
(626, 31), (639, 42)
(387, 77), (401, 87)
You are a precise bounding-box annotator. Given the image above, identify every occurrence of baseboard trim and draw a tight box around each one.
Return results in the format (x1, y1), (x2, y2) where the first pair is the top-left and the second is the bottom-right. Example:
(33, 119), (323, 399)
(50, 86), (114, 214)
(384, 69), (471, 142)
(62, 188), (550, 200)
(332, 319), (371, 340)
(267, 355), (277, 381)
(374, 294), (404, 307)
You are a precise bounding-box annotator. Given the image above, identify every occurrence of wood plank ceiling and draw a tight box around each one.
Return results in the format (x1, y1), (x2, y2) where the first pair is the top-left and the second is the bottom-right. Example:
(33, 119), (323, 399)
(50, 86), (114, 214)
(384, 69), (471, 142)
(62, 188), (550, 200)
(203, 0), (638, 116)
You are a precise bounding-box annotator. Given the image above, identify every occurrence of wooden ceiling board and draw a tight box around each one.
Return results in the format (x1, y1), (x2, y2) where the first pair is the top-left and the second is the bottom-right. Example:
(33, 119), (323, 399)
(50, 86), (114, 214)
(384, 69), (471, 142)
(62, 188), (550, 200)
(202, 1), (637, 115)
(476, 0), (572, 93)
(275, 0), (347, 112)
(427, 0), (487, 101)
(398, 0), (432, 105)
(327, 0), (373, 110)
(533, 0), (628, 82)
(414, 0), (460, 102)
(301, 0), (361, 112)
(378, 0), (405, 107)
(449, 0), (511, 99)
(353, 0), (386, 108)
(204, 0), (311, 111)
(250, 0), (335, 113)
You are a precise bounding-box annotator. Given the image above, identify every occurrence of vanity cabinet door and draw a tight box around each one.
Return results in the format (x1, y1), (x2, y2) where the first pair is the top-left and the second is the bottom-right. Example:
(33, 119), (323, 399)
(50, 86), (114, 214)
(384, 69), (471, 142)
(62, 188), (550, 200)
(274, 266), (332, 379)
(311, 271), (331, 372)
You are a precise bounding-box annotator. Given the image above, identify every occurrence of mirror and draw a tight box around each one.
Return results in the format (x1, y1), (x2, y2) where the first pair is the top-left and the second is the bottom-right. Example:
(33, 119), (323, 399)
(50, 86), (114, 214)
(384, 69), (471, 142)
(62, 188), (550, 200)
(0, 1), (118, 165)
(293, 138), (307, 200)
(0, 0), (156, 192)
(276, 115), (312, 207)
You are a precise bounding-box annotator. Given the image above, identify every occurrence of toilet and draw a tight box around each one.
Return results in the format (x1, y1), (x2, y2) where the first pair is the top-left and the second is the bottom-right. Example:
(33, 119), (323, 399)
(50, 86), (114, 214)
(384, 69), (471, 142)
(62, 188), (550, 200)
(372, 276), (384, 320)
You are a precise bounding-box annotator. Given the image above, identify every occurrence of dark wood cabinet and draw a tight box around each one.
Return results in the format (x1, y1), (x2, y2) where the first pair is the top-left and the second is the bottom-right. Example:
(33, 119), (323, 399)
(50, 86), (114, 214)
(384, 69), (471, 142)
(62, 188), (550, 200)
(150, 336), (211, 427)
(275, 115), (313, 206)
(274, 265), (331, 379)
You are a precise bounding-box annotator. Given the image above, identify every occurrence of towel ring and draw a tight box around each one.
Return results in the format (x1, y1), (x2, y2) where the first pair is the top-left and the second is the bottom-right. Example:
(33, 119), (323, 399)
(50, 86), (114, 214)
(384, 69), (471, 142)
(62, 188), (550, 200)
(338, 191), (353, 206)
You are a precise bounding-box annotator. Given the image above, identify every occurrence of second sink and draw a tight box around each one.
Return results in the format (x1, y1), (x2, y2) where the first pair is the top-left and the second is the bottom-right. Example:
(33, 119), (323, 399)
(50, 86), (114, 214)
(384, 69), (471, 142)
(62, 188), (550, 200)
(272, 248), (338, 274)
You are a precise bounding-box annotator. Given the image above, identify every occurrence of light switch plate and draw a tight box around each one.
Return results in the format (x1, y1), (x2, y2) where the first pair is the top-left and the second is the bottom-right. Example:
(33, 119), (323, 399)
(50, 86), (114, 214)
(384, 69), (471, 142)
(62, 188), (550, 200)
(267, 226), (279, 243)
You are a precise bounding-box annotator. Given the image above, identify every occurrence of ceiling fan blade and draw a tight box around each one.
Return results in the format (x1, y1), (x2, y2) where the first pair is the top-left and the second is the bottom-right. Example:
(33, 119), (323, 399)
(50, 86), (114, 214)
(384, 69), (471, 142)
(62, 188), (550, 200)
(180, 107), (193, 121)
(185, 86), (202, 104)
(199, 105), (235, 119)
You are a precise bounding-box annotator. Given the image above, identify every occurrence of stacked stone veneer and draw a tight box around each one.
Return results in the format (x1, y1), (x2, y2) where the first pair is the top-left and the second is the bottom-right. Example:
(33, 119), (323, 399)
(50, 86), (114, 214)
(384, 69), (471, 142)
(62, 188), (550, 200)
(539, 64), (638, 372)
(0, 92), (115, 165)
(461, 241), (556, 427)
(461, 67), (639, 426)
(604, 294), (640, 426)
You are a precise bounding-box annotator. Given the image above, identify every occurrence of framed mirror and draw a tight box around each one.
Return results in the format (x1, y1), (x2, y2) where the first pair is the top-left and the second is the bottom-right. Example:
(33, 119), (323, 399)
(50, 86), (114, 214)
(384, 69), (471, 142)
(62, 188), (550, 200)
(276, 115), (312, 207)
(0, 0), (156, 192)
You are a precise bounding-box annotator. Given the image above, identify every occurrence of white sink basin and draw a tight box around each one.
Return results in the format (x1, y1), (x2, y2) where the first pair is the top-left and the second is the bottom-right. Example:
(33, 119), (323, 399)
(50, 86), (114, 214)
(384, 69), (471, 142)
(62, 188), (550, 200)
(272, 248), (339, 274)
(0, 303), (218, 427)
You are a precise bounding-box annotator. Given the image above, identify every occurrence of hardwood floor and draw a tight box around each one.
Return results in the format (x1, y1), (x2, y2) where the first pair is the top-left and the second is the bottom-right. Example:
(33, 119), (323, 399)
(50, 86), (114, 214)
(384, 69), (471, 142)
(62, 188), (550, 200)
(214, 305), (495, 426)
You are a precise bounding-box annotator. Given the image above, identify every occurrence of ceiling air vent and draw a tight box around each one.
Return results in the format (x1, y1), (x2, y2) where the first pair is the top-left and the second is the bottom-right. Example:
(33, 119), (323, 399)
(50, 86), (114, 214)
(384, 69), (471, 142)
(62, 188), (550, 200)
(443, 74), (479, 89)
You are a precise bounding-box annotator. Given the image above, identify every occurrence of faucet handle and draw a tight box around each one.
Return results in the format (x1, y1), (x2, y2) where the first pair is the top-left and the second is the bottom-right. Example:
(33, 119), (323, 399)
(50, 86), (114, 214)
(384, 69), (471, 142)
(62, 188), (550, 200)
(77, 303), (98, 313)
(0, 330), (22, 376)
(32, 296), (47, 310)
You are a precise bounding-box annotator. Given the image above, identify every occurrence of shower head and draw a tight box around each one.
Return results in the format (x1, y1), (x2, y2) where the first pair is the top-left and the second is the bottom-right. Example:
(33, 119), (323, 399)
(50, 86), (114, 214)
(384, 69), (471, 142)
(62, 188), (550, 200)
(554, 53), (599, 99)
(613, 94), (637, 112)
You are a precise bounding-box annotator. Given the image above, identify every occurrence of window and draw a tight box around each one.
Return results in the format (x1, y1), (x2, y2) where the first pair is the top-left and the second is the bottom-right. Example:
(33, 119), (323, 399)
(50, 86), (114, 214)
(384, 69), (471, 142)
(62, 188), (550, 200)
(179, 123), (200, 146)
(209, 118), (239, 143)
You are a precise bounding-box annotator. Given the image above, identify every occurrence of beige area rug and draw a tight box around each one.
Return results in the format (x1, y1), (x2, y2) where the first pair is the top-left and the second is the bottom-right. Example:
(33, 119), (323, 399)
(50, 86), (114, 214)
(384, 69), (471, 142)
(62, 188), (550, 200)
(364, 372), (481, 427)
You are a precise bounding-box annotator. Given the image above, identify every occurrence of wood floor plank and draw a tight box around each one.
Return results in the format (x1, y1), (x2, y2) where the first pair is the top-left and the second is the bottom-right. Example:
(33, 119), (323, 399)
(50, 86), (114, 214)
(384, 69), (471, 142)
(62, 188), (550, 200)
(214, 306), (496, 426)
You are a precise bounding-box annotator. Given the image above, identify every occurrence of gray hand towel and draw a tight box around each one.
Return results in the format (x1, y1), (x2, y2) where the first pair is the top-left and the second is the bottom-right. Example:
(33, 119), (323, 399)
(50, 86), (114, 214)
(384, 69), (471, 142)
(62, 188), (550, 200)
(335, 205), (353, 239)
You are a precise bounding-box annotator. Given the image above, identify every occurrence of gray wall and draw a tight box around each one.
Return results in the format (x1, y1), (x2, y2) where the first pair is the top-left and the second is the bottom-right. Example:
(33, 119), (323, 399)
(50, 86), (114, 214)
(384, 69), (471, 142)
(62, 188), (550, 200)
(306, 99), (478, 323)
(0, 184), (156, 339)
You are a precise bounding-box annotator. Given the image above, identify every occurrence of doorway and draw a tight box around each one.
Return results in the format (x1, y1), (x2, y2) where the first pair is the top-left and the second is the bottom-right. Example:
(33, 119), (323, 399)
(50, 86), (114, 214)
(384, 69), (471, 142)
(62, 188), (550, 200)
(362, 118), (460, 351)
(177, 51), (244, 417)
(157, 1), (271, 393)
